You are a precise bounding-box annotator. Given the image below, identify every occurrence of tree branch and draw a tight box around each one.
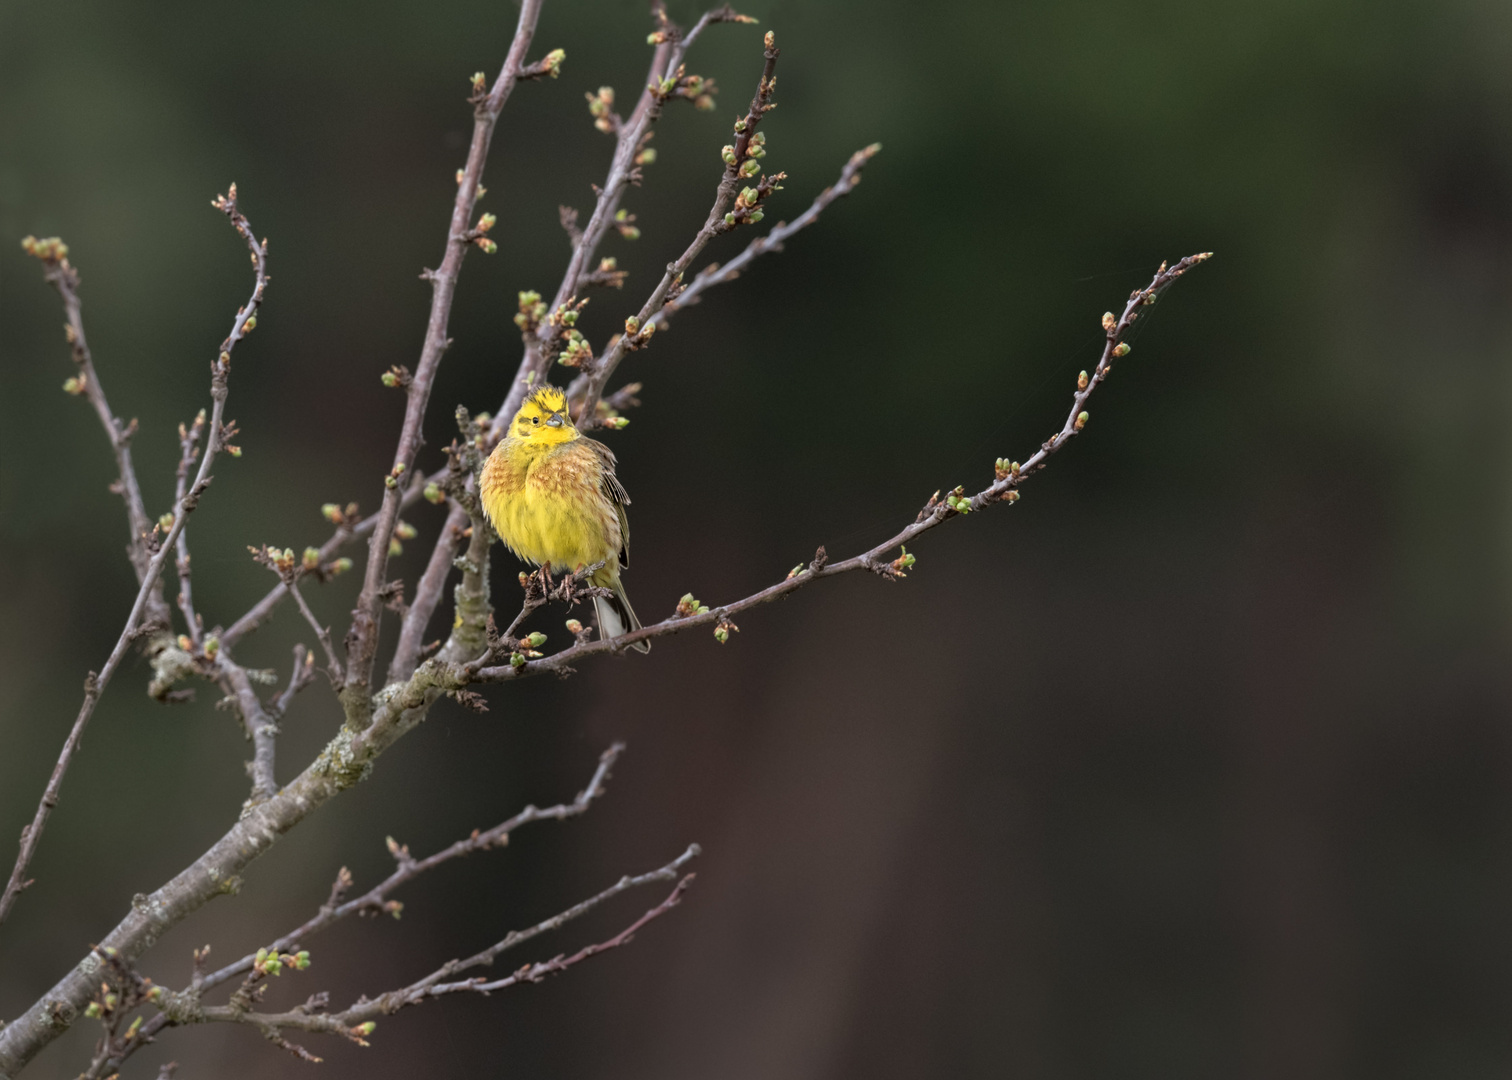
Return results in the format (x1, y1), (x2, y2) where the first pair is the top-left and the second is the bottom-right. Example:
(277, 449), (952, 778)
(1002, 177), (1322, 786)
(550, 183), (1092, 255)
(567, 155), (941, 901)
(217, 658), (280, 807)
(493, 4), (756, 433)
(648, 141), (880, 331)
(197, 853), (698, 1055)
(87, 745), (629, 1075)
(0, 190), (267, 929)
(341, 0), (545, 728)
(172, 410), (208, 648)
(567, 30), (782, 425)
(20, 236), (169, 632)
(0, 247), (1204, 1080)
(480, 254), (1214, 679)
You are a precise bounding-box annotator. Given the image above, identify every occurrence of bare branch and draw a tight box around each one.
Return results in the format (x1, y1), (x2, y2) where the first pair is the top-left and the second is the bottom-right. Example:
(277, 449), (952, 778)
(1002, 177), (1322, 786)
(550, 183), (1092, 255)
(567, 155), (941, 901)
(216, 658), (280, 807)
(388, 502), (467, 683)
(269, 645), (317, 721)
(649, 141), (881, 330)
(481, 255), (1214, 679)
(198, 851), (698, 1039)
(0, 190), (267, 928)
(172, 410), (208, 648)
(568, 30), (783, 425)
(493, 4), (756, 432)
(20, 237), (169, 632)
(341, 0), (545, 724)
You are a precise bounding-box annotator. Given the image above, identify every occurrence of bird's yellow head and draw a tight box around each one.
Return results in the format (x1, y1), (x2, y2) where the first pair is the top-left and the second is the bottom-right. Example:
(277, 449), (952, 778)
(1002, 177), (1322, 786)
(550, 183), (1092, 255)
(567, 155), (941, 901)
(509, 384), (578, 448)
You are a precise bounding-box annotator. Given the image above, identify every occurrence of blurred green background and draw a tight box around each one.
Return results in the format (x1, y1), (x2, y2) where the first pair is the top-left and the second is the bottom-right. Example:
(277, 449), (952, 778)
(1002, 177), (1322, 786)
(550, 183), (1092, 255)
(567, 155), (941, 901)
(3, 0), (1512, 1076)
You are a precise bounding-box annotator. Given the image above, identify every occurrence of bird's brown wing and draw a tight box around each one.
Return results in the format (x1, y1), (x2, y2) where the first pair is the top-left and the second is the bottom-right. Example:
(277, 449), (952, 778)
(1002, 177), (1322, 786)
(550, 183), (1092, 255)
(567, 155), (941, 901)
(585, 436), (631, 568)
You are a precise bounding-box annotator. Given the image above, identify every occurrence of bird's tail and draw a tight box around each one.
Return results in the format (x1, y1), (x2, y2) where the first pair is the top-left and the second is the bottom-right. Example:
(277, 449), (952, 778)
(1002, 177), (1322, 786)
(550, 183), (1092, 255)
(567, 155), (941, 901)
(593, 577), (650, 654)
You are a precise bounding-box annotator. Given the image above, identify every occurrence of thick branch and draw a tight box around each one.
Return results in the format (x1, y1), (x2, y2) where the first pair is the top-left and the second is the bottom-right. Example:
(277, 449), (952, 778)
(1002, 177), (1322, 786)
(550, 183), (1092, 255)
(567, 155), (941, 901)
(341, 0), (544, 725)
(0, 191), (266, 930)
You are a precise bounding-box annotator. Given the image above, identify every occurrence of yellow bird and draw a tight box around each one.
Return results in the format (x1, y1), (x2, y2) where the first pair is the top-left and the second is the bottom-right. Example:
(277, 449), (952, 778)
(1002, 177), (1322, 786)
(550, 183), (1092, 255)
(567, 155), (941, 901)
(479, 384), (649, 652)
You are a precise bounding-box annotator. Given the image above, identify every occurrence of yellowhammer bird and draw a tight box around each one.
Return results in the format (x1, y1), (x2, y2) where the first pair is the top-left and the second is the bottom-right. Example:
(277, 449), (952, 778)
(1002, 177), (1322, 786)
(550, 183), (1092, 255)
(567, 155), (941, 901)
(480, 384), (649, 652)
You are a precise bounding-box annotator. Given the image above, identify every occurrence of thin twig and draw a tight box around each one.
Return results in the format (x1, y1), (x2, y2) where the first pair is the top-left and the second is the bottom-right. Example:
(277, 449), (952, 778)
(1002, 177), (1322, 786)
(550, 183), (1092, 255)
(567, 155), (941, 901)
(218, 658), (280, 806)
(22, 237), (169, 630)
(648, 141), (880, 330)
(173, 410), (208, 647)
(198, 850), (698, 1039)
(388, 502), (468, 683)
(269, 645), (316, 721)
(493, 4), (754, 434)
(569, 31), (782, 425)
(342, 0), (545, 724)
(0, 189), (267, 928)
(287, 580), (343, 681)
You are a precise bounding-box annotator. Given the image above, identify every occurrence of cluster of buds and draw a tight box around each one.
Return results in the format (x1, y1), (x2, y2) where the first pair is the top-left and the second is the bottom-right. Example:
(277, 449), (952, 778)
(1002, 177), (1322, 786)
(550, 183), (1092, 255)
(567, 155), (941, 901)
(713, 617), (739, 644)
(587, 86), (616, 132)
(540, 48), (566, 79)
(557, 330), (593, 367)
(648, 63), (719, 110)
(469, 212), (498, 255)
(889, 546), (917, 577)
(944, 486), (973, 514)
(20, 235), (69, 263)
(380, 364), (412, 389)
(302, 546), (321, 572)
(507, 630), (548, 668)
(515, 290), (547, 332)
(253, 545), (300, 577)
(321, 501), (360, 527)
(993, 458), (1022, 482)
(1074, 411), (1089, 431)
(635, 143), (657, 167)
(613, 208), (640, 241)
(621, 314), (656, 352)
(675, 592), (709, 618)
(423, 481), (446, 505)
(721, 147), (785, 229)
(470, 70), (487, 95)
(565, 617), (595, 645)
(384, 461), (407, 489)
(62, 373), (88, 396)
(252, 947), (311, 976)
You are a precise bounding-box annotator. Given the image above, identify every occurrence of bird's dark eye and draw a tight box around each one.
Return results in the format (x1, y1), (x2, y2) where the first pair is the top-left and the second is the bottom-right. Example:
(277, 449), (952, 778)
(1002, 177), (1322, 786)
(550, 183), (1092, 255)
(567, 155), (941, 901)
(531, 416), (540, 425)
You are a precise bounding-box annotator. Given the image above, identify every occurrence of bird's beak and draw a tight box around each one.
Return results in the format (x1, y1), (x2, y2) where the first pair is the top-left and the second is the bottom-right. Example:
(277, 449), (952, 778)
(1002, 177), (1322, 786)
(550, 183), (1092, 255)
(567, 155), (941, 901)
(545, 412), (565, 428)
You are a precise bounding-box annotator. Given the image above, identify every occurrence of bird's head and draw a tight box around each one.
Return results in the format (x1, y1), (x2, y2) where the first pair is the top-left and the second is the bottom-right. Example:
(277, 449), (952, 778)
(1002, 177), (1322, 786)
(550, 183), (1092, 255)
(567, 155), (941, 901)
(509, 384), (578, 447)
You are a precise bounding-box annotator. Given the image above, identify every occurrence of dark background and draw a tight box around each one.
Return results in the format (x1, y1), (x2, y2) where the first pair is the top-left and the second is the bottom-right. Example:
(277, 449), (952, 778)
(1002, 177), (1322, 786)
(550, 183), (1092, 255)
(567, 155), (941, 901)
(3, 0), (1511, 1076)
